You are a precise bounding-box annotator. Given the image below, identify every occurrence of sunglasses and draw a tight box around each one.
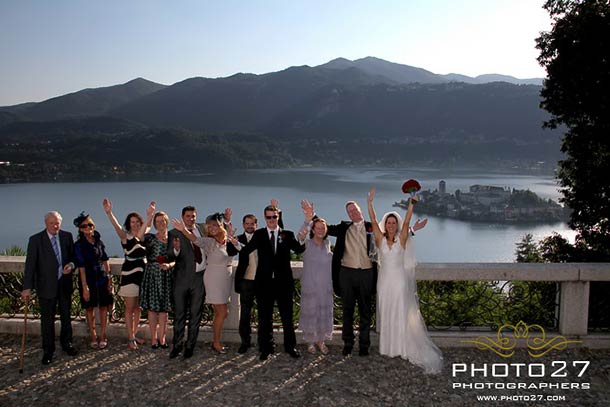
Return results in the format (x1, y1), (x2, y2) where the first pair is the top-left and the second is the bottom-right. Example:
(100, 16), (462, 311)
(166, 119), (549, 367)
(79, 223), (95, 229)
(265, 215), (278, 220)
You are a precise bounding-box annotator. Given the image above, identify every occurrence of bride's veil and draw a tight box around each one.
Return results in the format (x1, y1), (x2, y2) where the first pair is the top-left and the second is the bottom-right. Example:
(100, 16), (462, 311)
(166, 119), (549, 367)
(401, 236), (444, 373)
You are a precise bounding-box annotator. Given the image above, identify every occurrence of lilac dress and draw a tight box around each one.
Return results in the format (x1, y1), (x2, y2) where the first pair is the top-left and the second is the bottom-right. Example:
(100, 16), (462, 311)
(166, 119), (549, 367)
(298, 238), (333, 343)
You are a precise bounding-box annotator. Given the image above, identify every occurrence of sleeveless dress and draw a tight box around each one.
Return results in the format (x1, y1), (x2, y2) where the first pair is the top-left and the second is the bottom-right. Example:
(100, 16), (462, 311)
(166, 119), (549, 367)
(298, 239), (333, 343)
(118, 234), (146, 297)
(140, 233), (173, 312)
(377, 237), (443, 374)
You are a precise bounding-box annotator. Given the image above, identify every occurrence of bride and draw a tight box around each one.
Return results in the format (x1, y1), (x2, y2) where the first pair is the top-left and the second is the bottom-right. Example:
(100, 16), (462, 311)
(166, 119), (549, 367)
(367, 187), (443, 374)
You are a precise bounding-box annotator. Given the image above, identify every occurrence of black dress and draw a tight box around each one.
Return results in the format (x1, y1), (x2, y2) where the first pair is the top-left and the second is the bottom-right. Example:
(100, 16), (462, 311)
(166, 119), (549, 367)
(75, 231), (113, 309)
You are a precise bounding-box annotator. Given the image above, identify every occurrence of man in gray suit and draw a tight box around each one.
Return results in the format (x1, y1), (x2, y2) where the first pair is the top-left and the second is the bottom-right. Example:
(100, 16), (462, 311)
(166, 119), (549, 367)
(21, 211), (78, 365)
(167, 205), (206, 359)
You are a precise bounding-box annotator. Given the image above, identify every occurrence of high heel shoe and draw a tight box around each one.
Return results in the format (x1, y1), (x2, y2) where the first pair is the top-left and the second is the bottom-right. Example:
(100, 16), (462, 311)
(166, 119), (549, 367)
(211, 344), (227, 354)
(128, 339), (138, 350)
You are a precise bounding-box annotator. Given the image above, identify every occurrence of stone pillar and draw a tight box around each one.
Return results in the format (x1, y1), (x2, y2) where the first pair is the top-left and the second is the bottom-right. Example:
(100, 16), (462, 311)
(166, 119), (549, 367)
(559, 281), (590, 336)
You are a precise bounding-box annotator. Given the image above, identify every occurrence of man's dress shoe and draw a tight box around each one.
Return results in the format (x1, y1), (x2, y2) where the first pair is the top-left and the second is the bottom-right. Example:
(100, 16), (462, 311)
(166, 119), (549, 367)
(63, 344), (78, 356)
(169, 346), (182, 359)
(41, 354), (53, 365)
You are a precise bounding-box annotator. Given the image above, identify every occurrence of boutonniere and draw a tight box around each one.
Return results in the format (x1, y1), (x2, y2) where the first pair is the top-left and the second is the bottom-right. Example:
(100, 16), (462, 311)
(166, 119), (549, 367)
(278, 232), (286, 243)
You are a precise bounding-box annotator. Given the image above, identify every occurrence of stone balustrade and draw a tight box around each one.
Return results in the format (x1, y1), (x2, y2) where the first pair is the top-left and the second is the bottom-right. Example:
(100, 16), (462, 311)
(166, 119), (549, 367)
(2, 256), (609, 347)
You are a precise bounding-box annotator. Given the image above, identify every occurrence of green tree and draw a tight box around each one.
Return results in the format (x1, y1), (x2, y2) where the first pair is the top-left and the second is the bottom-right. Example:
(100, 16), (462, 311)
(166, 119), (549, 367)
(536, 0), (610, 260)
(515, 233), (543, 263)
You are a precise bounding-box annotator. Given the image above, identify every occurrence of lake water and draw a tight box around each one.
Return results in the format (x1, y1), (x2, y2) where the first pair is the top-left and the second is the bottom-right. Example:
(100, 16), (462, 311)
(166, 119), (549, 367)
(0, 167), (575, 262)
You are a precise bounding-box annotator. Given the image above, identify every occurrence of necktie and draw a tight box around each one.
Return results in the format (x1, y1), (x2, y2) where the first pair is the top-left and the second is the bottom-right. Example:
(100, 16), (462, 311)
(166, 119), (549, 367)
(270, 230), (276, 254)
(51, 234), (62, 280)
(189, 229), (203, 264)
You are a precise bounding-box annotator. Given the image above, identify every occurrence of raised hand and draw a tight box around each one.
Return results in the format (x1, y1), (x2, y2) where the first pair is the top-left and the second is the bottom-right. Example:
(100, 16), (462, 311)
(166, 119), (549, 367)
(227, 234), (239, 247)
(270, 198), (279, 209)
(102, 198), (112, 213)
(146, 201), (156, 218)
(413, 217), (428, 232)
(301, 199), (314, 222)
(368, 187), (376, 203)
(171, 218), (185, 232)
(224, 207), (232, 223)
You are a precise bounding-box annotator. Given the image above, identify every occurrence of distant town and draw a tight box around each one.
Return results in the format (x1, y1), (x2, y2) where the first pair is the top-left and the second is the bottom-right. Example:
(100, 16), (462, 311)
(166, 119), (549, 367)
(394, 181), (569, 223)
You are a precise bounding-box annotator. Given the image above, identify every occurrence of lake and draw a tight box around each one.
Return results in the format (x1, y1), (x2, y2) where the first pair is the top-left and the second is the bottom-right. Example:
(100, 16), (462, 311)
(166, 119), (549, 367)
(0, 167), (575, 262)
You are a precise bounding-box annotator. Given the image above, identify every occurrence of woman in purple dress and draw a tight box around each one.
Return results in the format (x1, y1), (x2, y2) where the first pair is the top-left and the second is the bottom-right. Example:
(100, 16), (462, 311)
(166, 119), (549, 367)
(297, 203), (333, 354)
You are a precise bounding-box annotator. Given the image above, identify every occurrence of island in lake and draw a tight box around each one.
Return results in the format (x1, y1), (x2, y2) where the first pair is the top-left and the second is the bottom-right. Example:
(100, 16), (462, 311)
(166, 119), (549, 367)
(394, 181), (569, 223)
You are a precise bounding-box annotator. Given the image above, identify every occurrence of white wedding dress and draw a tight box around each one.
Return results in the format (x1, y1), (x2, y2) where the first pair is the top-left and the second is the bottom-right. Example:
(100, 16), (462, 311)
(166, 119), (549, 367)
(377, 236), (443, 374)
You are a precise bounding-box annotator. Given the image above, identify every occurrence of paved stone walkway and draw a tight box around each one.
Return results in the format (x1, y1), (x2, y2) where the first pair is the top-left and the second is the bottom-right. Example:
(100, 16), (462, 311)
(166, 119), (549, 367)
(1, 334), (609, 406)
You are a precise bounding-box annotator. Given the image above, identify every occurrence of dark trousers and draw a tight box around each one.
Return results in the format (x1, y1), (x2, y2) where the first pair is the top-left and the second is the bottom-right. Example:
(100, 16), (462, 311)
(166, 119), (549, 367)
(172, 272), (205, 350)
(256, 279), (296, 353)
(340, 266), (375, 349)
(39, 276), (73, 356)
(238, 279), (256, 346)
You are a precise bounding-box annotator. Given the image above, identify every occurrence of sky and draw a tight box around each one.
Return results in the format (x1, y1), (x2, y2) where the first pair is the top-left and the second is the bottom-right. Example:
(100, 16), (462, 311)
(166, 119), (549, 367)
(0, 0), (552, 106)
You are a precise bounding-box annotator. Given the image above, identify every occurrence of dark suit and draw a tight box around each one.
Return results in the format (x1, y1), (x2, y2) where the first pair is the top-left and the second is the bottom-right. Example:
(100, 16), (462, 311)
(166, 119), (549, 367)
(227, 232), (256, 347)
(23, 229), (76, 356)
(326, 221), (377, 350)
(167, 224), (206, 351)
(236, 227), (304, 353)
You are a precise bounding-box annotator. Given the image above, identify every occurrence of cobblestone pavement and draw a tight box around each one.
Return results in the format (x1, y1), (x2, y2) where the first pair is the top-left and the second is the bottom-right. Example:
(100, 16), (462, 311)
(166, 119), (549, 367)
(1, 334), (609, 406)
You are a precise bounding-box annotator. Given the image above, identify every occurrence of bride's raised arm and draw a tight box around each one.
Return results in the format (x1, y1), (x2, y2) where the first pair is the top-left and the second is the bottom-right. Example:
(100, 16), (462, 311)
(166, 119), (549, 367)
(399, 196), (418, 248)
(366, 187), (383, 247)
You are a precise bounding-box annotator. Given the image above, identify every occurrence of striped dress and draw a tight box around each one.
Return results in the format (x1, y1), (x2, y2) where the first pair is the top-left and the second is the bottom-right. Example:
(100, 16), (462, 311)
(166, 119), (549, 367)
(118, 234), (146, 297)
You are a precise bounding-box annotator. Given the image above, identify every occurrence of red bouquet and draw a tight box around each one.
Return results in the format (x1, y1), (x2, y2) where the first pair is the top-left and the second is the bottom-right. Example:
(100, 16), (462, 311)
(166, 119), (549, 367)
(402, 179), (421, 194)
(156, 255), (167, 264)
(401, 179), (421, 203)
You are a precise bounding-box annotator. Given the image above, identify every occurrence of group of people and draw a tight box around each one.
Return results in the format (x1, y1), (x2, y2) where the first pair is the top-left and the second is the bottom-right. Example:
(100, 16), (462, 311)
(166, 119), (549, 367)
(21, 189), (443, 373)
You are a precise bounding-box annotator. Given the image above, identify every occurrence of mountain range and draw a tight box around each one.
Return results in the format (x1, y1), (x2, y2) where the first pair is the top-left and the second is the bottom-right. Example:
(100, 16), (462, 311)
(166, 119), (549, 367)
(0, 57), (558, 181)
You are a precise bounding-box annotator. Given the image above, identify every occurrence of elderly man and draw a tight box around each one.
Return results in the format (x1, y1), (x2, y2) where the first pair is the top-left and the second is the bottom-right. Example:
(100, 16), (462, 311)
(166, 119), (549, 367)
(22, 211), (78, 365)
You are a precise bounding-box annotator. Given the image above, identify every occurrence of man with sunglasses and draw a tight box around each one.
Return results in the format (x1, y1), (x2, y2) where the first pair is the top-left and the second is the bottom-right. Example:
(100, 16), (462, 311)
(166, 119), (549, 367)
(229, 203), (304, 361)
(227, 200), (284, 354)
(21, 211), (78, 365)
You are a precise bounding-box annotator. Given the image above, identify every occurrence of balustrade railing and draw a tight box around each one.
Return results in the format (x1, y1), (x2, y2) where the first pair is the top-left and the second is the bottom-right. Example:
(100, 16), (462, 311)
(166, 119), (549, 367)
(1, 257), (609, 336)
